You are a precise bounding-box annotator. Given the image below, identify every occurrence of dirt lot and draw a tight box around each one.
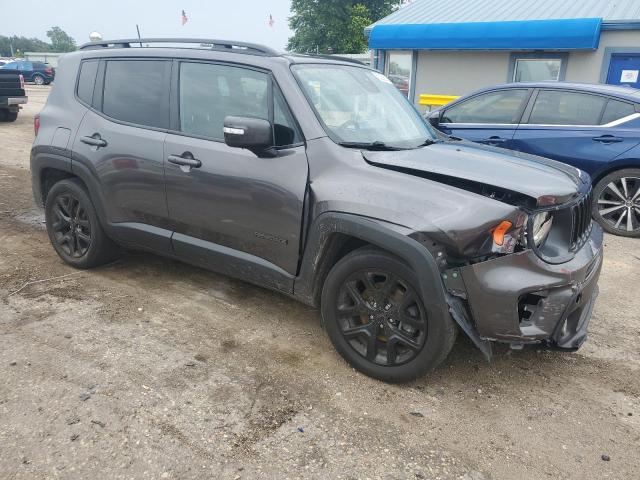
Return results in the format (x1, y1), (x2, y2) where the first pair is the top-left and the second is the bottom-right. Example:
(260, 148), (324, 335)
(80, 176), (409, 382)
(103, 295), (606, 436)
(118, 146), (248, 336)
(0, 86), (639, 480)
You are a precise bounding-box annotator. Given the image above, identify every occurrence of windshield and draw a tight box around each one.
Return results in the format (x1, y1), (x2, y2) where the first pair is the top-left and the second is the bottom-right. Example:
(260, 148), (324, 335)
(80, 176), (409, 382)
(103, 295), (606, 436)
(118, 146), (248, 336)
(292, 64), (435, 149)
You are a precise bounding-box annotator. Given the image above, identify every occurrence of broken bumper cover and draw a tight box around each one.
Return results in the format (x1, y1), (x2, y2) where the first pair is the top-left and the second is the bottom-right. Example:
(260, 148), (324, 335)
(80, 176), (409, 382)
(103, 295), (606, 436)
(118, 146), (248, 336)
(459, 223), (603, 349)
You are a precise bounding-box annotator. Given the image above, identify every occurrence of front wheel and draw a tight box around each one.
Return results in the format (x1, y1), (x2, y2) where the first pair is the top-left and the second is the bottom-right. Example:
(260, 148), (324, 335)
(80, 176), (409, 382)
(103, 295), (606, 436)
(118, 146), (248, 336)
(592, 169), (640, 237)
(321, 247), (456, 382)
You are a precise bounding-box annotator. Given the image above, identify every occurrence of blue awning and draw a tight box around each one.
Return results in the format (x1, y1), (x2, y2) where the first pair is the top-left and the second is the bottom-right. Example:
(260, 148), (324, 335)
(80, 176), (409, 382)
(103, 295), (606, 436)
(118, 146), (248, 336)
(369, 18), (602, 50)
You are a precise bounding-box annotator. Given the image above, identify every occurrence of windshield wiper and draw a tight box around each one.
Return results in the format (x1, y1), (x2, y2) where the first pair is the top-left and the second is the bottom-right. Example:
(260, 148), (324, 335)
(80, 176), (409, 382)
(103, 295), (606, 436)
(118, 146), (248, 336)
(338, 141), (406, 151)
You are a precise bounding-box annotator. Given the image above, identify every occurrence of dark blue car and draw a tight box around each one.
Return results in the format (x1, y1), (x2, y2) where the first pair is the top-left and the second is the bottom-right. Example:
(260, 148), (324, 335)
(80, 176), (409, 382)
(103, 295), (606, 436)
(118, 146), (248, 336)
(0, 60), (55, 85)
(428, 82), (640, 237)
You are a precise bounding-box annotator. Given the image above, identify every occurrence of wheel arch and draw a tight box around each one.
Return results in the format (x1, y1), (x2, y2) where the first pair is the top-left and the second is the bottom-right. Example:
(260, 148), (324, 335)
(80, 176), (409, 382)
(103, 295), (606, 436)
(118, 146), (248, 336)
(592, 158), (640, 186)
(293, 212), (447, 312)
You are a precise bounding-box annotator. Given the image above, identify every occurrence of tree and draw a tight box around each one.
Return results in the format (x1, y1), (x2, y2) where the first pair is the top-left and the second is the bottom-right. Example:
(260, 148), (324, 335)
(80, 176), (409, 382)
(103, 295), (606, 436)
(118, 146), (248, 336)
(287, 0), (401, 54)
(0, 36), (51, 57)
(46, 26), (76, 52)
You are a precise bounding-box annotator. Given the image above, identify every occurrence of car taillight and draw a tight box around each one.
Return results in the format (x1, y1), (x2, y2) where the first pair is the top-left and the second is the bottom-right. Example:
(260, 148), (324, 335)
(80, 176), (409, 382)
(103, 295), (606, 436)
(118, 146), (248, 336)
(34, 116), (40, 136)
(45, 67), (53, 75)
(19, 74), (24, 89)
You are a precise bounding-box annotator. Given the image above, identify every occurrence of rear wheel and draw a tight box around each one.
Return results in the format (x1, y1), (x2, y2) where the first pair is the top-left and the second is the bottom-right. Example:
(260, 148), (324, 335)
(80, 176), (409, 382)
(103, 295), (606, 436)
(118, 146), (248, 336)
(592, 169), (640, 237)
(45, 178), (118, 268)
(0, 109), (18, 122)
(33, 74), (45, 85)
(321, 247), (456, 382)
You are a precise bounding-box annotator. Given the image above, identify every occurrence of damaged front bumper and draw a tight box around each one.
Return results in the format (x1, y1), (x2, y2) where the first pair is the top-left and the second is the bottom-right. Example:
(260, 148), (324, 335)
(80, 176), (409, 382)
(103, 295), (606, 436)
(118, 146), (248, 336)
(448, 223), (603, 354)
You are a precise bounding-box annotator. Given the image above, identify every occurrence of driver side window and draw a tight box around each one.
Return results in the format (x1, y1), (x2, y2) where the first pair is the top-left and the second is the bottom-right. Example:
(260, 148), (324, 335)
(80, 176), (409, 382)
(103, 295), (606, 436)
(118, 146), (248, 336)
(442, 89), (529, 124)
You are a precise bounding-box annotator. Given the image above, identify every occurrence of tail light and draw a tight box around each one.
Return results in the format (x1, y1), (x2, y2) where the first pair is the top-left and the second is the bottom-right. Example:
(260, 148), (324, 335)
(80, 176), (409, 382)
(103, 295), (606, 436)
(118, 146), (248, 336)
(45, 67), (53, 75)
(19, 74), (24, 89)
(34, 116), (40, 136)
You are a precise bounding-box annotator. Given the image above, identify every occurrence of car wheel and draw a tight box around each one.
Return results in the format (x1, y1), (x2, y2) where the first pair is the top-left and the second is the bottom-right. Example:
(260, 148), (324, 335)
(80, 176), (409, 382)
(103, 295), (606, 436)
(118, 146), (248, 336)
(592, 169), (640, 238)
(0, 109), (18, 122)
(33, 75), (45, 85)
(45, 178), (118, 268)
(321, 247), (457, 382)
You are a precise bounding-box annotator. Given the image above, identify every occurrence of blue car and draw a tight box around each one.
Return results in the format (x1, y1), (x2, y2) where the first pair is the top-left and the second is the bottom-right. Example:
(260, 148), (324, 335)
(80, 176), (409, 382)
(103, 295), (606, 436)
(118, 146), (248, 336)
(427, 82), (640, 237)
(0, 60), (55, 85)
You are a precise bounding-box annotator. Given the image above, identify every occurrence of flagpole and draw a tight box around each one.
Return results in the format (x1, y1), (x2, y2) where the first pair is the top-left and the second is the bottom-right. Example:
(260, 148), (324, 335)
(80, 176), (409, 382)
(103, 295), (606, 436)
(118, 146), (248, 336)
(136, 24), (143, 47)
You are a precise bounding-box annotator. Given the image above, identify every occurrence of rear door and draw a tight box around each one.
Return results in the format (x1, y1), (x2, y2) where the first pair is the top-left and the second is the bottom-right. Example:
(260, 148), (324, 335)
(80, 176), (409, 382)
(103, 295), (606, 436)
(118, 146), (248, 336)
(437, 88), (531, 148)
(511, 89), (640, 175)
(72, 58), (172, 252)
(164, 60), (308, 275)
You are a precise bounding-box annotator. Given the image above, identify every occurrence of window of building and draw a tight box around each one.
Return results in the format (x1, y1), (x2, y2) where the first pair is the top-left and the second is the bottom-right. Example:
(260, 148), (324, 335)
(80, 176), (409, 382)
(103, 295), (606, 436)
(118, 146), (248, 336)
(102, 60), (170, 129)
(513, 58), (562, 82)
(385, 51), (412, 98)
(76, 60), (99, 105)
(441, 89), (529, 124)
(528, 90), (607, 125)
(600, 99), (636, 124)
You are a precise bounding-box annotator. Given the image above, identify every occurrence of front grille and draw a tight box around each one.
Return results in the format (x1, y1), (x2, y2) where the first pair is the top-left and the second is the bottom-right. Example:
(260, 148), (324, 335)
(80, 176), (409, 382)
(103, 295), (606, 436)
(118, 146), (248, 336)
(569, 189), (593, 252)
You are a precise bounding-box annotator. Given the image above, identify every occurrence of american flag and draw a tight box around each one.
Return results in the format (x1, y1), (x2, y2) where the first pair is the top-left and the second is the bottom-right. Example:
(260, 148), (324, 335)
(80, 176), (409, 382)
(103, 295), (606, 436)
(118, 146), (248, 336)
(268, 14), (274, 28)
(181, 10), (188, 26)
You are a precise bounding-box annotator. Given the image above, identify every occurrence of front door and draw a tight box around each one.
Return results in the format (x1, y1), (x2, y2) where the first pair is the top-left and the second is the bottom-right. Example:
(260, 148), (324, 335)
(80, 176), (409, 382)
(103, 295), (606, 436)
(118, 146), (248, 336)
(164, 60), (308, 275)
(437, 88), (531, 148)
(606, 54), (640, 88)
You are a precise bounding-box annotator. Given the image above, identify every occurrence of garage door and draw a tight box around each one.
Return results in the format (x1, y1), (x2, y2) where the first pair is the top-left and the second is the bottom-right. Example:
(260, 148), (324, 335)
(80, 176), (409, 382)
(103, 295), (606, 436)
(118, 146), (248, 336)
(606, 54), (640, 88)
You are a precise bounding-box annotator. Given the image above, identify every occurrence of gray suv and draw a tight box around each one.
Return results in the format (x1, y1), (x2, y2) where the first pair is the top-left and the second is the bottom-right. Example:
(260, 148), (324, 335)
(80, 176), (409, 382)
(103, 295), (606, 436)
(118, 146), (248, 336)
(31, 39), (603, 382)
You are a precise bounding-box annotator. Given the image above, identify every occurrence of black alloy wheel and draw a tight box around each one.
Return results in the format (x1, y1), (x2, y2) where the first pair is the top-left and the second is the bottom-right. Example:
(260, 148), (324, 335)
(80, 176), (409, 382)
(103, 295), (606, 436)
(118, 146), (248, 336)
(593, 169), (640, 237)
(321, 247), (457, 382)
(45, 178), (118, 268)
(335, 269), (427, 366)
(50, 193), (92, 258)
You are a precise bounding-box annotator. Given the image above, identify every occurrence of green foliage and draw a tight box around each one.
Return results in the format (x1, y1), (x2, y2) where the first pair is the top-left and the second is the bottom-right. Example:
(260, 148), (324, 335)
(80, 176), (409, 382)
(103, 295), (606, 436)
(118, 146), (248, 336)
(46, 26), (77, 53)
(0, 36), (51, 57)
(0, 27), (76, 57)
(288, 0), (401, 54)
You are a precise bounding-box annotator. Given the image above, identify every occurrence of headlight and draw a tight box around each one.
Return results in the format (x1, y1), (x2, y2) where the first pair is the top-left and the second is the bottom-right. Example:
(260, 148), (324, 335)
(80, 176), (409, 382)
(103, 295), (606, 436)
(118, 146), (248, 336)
(532, 212), (553, 247)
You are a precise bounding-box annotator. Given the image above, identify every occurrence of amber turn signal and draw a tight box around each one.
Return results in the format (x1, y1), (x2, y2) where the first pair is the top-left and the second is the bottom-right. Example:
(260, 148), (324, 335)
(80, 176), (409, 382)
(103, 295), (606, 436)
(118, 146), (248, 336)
(492, 221), (513, 246)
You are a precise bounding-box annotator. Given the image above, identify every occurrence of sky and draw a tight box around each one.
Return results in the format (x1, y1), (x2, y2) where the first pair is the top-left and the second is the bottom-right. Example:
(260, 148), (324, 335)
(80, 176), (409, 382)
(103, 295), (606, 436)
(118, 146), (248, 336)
(1, 0), (295, 50)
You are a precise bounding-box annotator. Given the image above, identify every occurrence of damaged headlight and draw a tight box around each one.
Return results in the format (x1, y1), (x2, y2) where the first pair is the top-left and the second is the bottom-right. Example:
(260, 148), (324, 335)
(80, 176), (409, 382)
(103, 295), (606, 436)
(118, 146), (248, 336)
(532, 212), (553, 247)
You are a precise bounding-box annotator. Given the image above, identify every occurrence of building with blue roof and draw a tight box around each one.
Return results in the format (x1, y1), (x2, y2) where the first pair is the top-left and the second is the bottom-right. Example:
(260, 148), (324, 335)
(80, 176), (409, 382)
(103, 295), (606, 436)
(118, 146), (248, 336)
(367, 0), (640, 109)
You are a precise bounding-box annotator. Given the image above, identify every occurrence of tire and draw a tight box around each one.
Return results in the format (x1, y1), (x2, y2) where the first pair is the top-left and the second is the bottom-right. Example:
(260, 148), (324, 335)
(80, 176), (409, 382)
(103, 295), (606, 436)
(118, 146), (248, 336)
(45, 178), (118, 268)
(33, 75), (45, 85)
(321, 247), (457, 383)
(0, 110), (18, 122)
(592, 168), (640, 238)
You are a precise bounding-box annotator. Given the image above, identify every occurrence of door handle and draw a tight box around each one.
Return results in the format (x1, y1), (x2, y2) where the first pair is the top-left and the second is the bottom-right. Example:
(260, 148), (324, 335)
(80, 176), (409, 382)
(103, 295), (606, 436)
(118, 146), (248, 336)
(167, 153), (202, 168)
(480, 136), (506, 145)
(592, 135), (623, 143)
(80, 134), (107, 148)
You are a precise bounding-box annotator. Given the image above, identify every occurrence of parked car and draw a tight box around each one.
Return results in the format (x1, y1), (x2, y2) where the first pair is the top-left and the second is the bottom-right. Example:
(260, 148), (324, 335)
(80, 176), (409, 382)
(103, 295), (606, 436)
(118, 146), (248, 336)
(1, 60), (55, 85)
(31, 39), (602, 382)
(0, 69), (27, 121)
(427, 82), (640, 237)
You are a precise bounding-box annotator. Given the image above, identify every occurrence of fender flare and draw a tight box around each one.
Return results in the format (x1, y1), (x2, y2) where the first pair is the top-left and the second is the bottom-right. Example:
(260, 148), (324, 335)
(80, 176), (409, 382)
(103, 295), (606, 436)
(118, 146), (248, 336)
(294, 211), (447, 311)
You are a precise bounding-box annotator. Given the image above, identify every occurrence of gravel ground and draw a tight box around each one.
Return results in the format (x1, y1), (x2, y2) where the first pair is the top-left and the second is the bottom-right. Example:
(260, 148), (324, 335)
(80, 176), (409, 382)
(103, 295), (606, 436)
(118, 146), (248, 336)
(0, 86), (639, 480)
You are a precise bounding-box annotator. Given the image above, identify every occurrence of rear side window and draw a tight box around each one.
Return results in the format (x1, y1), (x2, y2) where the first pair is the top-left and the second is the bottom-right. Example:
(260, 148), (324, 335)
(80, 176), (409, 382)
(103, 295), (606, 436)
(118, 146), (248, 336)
(102, 60), (169, 129)
(441, 89), (528, 124)
(528, 90), (607, 125)
(76, 60), (98, 105)
(600, 99), (636, 124)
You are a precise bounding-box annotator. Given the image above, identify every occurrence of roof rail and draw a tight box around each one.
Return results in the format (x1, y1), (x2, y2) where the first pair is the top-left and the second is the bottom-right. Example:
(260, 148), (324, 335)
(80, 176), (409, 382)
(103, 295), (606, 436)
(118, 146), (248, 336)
(78, 38), (279, 56)
(291, 53), (366, 65)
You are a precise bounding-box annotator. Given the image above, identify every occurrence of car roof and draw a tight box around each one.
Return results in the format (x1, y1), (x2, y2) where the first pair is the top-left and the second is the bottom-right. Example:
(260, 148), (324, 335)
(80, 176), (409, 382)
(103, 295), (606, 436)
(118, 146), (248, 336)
(472, 81), (640, 102)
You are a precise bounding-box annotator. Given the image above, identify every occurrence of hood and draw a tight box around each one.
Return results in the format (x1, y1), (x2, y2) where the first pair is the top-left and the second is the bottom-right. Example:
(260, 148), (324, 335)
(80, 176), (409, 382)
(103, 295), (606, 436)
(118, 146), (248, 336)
(363, 140), (588, 208)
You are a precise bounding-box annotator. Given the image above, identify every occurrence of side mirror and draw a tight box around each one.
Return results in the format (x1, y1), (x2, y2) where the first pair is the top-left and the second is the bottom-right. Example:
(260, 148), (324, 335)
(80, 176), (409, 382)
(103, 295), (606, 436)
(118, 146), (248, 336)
(223, 116), (276, 158)
(427, 110), (441, 127)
